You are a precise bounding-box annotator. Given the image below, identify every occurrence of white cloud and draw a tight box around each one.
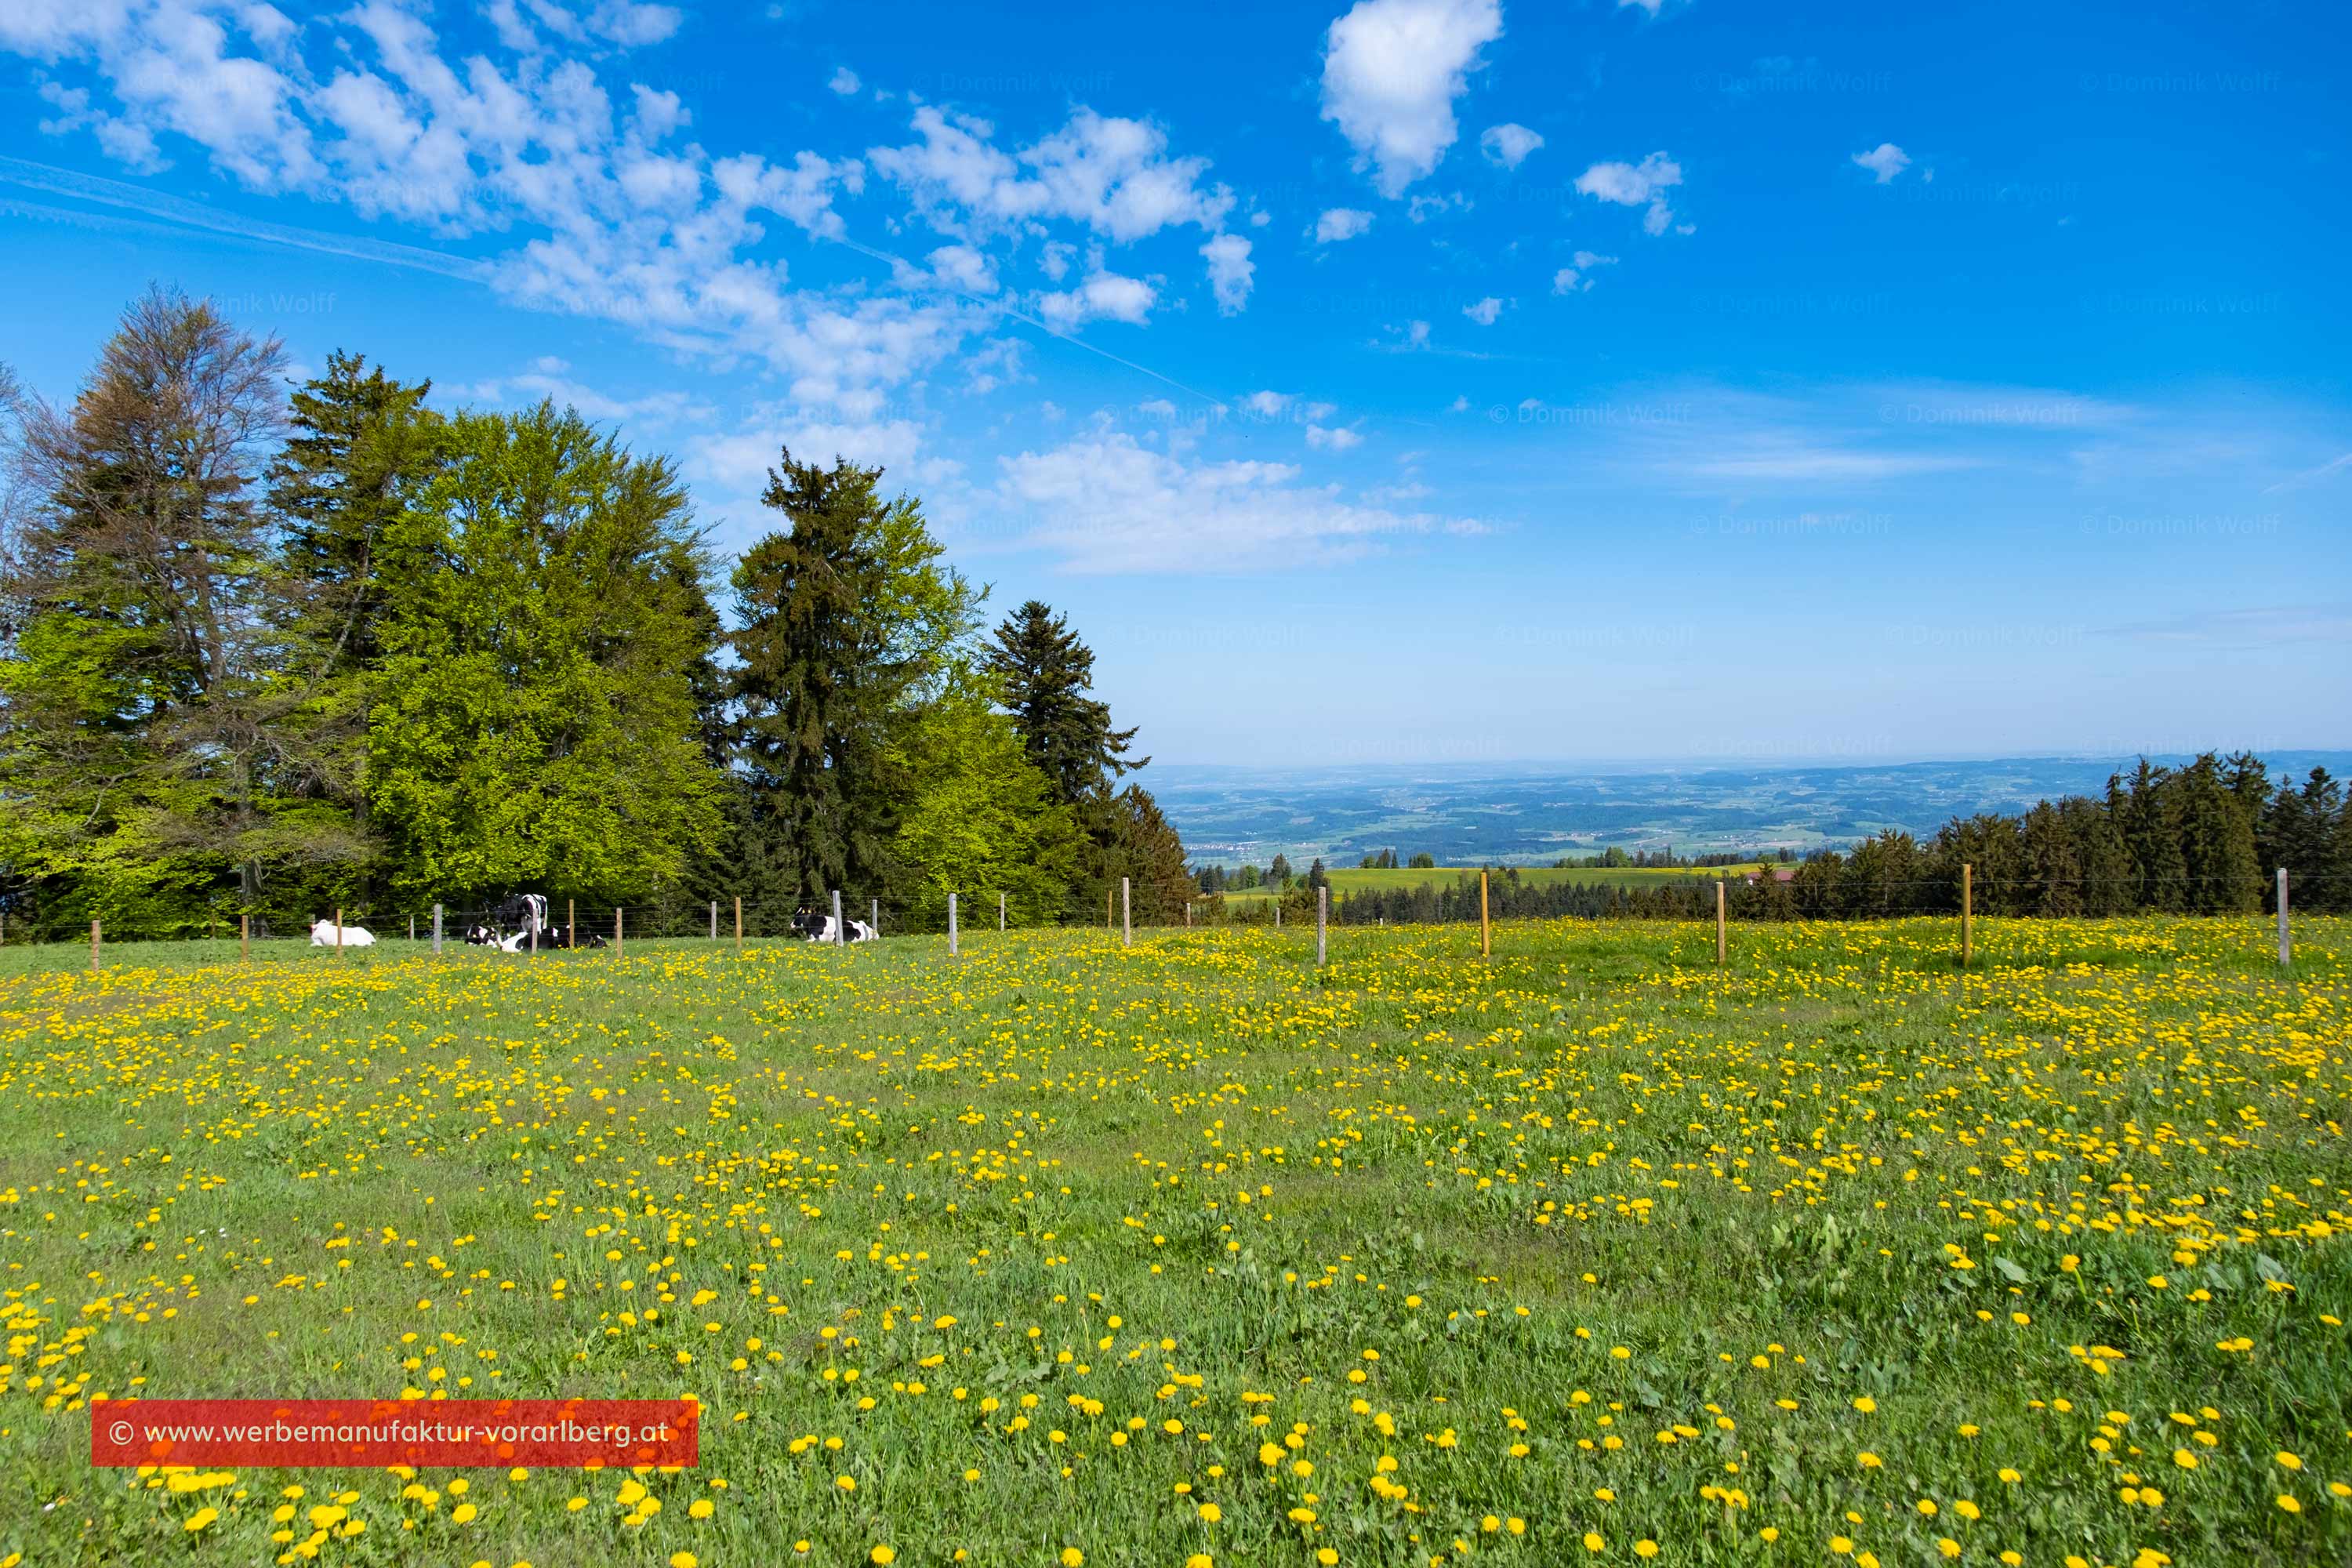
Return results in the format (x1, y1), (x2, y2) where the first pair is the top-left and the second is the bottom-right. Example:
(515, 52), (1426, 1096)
(692, 413), (927, 514)
(1575, 151), (1685, 235)
(996, 431), (1470, 571)
(456, 368), (712, 424)
(1617, 0), (1664, 13)
(1200, 232), (1254, 314)
(1552, 249), (1617, 293)
(870, 104), (1233, 243)
(1319, 0), (1504, 198)
(1850, 142), (1911, 183)
(1306, 423), (1363, 451)
(1479, 122), (1542, 169)
(1461, 296), (1503, 325)
(1036, 268), (1159, 329)
(828, 66), (861, 96)
(924, 242), (999, 295)
(1240, 390), (1293, 418)
(1315, 206), (1375, 242)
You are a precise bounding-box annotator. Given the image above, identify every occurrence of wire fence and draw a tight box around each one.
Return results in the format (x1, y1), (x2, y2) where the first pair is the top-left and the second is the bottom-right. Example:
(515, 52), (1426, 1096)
(16, 867), (2346, 974)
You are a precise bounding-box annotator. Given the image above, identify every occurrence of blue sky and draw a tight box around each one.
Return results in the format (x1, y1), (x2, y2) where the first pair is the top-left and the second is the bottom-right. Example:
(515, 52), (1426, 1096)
(2, 0), (2345, 766)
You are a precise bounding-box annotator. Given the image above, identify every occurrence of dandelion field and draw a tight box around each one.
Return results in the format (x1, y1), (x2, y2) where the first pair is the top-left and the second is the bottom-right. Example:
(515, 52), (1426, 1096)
(2, 916), (2347, 1568)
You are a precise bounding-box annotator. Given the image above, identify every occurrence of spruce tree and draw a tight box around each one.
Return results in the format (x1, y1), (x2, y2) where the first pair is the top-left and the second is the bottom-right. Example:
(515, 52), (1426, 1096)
(728, 450), (977, 904)
(984, 601), (1143, 806)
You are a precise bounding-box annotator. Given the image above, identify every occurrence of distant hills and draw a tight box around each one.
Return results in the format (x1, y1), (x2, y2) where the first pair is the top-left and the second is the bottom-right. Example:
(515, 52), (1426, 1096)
(1154, 752), (2352, 869)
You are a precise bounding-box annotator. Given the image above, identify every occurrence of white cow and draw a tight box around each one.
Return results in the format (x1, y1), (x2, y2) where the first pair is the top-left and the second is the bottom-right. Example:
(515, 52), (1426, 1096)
(310, 918), (376, 948)
(799, 915), (878, 944)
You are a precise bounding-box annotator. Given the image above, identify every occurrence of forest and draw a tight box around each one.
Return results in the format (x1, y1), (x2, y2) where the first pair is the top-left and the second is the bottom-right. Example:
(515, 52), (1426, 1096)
(0, 289), (1192, 938)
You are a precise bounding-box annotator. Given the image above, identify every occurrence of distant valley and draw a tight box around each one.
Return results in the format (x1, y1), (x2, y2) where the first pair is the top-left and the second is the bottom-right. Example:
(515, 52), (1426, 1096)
(1152, 752), (2352, 869)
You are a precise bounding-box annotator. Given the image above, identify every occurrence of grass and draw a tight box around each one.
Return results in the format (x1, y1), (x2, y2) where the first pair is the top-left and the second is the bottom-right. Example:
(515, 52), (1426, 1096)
(0, 914), (2347, 1568)
(1214, 864), (1767, 902)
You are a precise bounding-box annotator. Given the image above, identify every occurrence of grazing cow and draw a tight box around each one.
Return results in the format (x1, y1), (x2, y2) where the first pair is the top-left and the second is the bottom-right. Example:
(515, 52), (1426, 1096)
(310, 917), (376, 948)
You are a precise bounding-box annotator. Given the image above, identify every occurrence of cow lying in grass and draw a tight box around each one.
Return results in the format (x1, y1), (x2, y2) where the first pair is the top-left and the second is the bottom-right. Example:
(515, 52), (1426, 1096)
(310, 918), (375, 947)
(789, 906), (877, 943)
(463, 898), (606, 951)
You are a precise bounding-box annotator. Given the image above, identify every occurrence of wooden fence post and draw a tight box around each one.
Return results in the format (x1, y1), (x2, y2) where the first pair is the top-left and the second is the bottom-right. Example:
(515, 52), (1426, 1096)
(336, 907), (344, 956)
(1715, 880), (1726, 967)
(999, 891), (1006, 931)
(241, 912), (251, 964)
(408, 913), (416, 943)
(1105, 886), (1113, 931)
(568, 898), (575, 942)
(615, 907), (623, 956)
(832, 889), (845, 945)
(433, 903), (443, 956)
(1479, 869), (1491, 960)
(2278, 867), (2291, 966)
(949, 892), (959, 956)
(90, 918), (100, 973)
(1316, 884), (1327, 967)
(1121, 877), (1131, 947)
(710, 899), (717, 941)
(871, 898), (880, 937)
(1961, 862), (1973, 968)
(733, 896), (742, 953)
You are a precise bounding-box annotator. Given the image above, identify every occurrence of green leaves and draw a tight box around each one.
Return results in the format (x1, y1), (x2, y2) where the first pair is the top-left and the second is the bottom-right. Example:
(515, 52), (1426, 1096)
(366, 405), (721, 902)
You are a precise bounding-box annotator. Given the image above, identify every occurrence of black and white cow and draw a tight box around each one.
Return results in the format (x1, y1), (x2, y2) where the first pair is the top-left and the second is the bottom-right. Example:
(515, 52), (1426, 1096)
(789, 905), (876, 943)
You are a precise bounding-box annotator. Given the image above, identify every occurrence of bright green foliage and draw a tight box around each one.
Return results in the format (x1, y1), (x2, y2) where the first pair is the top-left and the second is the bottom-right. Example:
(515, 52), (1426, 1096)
(365, 404), (722, 901)
(885, 668), (1082, 930)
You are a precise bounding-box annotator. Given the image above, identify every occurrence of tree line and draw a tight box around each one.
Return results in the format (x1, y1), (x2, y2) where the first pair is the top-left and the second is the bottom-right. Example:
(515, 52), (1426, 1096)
(0, 289), (1189, 939)
(1335, 752), (2352, 927)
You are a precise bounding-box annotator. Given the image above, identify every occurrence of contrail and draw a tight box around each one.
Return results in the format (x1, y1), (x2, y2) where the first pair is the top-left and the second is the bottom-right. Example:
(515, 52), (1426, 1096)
(0, 154), (492, 282)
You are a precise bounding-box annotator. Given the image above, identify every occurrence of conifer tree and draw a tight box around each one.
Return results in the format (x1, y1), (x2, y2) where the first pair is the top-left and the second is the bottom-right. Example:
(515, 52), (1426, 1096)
(984, 601), (1143, 805)
(728, 450), (976, 903)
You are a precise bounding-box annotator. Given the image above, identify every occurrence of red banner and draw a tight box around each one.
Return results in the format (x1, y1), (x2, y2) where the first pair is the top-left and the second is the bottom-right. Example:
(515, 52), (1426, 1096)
(90, 1398), (699, 1468)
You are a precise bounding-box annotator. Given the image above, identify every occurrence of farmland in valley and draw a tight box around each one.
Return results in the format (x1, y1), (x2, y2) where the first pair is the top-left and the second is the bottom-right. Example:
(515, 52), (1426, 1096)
(1, 916), (2346, 1567)
(1212, 865), (1767, 904)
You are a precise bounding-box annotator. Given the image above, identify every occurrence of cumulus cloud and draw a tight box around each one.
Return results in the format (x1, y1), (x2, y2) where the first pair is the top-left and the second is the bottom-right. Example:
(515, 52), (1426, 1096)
(1551, 249), (1617, 293)
(828, 66), (861, 96)
(1315, 206), (1375, 242)
(1035, 269), (1159, 329)
(1850, 142), (1911, 183)
(1319, 0), (1503, 198)
(1461, 296), (1503, 325)
(1575, 151), (1686, 235)
(1240, 390), (1293, 418)
(1306, 423), (1363, 451)
(996, 432), (1468, 571)
(1199, 232), (1254, 314)
(1479, 122), (1543, 169)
